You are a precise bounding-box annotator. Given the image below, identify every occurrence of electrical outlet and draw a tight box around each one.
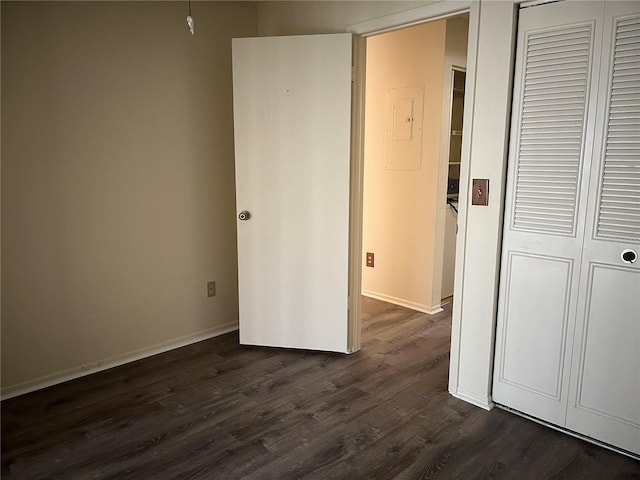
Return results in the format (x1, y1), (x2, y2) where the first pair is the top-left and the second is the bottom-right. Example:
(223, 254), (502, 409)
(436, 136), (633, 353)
(207, 281), (216, 297)
(366, 252), (375, 268)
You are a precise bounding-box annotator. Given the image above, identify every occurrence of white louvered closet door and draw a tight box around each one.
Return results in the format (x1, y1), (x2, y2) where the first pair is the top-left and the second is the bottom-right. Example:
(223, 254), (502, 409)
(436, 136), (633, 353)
(494, 0), (640, 456)
(566, 1), (640, 456)
(493, 1), (605, 427)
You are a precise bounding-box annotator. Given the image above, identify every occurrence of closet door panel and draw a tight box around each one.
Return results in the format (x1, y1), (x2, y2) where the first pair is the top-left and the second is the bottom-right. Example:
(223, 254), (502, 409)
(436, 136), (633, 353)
(566, 1), (640, 456)
(500, 253), (573, 399)
(573, 266), (639, 422)
(492, 0), (604, 425)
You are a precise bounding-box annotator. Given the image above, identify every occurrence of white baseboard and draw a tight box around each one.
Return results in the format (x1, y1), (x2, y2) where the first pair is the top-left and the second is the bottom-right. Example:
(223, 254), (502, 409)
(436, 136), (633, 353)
(362, 290), (443, 315)
(1, 321), (239, 400)
(450, 386), (494, 411)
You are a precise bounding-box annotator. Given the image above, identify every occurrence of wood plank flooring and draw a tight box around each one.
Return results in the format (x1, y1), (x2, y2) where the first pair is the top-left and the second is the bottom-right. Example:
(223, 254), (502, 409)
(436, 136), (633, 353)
(2, 297), (639, 479)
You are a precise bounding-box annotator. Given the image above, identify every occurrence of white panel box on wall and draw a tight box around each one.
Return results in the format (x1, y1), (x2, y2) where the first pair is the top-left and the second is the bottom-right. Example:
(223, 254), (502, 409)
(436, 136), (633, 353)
(384, 86), (424, 170)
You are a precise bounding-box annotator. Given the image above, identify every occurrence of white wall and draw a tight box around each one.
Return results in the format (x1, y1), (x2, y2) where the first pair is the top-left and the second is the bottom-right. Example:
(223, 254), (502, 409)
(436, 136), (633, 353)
(1, 1), (259, 397)
(257, 0), (518, 410)
(258, 1), (434, 36)
(361, 21), (447, 314)
(448, 0), (518, 409)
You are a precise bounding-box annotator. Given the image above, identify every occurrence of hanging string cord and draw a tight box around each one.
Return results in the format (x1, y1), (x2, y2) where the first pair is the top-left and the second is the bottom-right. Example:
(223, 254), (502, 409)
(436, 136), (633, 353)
(186, 0), (194, 35)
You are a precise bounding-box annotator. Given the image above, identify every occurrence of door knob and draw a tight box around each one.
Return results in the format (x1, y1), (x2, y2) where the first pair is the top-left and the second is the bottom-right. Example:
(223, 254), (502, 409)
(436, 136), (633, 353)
(238, 210), (251, 221)
(621, 249), (637, 264)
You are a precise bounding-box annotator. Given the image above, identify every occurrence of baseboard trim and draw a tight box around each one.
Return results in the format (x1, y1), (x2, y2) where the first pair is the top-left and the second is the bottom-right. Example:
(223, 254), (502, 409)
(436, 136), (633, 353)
(362, 290), (443, 315)
(450, 387), (494, 411)
(1, 321), (239, 400)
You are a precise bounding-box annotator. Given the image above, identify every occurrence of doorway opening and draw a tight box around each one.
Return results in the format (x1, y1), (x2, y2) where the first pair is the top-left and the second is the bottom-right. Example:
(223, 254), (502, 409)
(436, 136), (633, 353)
(360, 15), (469, 318)
(442, 67), (466, 304)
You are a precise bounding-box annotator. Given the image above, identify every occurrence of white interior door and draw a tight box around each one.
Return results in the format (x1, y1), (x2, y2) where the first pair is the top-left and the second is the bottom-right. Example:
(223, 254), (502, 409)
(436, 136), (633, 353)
(493, 0), (604, 426)
(565, 1), (640, 455)
(232, 34), (353, 353)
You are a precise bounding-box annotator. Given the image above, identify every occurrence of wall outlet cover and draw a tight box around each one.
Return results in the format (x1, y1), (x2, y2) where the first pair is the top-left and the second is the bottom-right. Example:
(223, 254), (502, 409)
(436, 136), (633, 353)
(366, 252), (375, 268)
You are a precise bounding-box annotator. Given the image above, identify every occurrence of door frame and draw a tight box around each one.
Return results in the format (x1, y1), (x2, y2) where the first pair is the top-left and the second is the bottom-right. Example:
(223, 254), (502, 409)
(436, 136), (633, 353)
(348, 0), (599, 415)
(346, 1), (475, 353)
(347, 0), (524, 410)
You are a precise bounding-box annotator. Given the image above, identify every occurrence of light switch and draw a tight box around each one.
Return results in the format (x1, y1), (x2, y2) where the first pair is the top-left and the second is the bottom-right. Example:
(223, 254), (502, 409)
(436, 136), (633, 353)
(472, 179), (489, 206)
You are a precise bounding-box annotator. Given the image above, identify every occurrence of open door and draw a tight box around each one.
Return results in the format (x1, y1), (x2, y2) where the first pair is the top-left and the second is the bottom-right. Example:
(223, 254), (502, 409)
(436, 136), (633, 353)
(232, 34), (356, 353)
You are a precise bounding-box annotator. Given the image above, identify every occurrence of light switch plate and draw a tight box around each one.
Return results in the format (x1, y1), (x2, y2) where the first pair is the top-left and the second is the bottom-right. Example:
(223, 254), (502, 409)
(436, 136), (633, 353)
(472, 179), (489, 206)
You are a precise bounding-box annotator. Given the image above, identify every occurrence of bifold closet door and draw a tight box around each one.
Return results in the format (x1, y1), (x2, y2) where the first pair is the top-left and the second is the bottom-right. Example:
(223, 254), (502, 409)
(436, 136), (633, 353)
(492, 1), (604, 426)
(494, 0), (640, 456)
(565, 1), (640, 456)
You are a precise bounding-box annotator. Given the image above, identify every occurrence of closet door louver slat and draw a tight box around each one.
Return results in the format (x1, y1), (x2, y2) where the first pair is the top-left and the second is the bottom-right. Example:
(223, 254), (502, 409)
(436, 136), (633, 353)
(596, 16), (640, 242)
(512, 25), (593, 235)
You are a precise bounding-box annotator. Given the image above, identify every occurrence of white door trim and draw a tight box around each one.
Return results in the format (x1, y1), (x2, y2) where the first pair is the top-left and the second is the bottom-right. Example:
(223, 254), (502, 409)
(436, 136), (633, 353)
(347, 1), (471, 36)
(448, 0), (522, 411)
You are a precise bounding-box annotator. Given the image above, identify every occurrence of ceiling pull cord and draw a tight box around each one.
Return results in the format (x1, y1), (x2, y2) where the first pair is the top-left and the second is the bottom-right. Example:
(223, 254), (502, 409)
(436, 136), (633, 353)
(186, 0), (195, 35)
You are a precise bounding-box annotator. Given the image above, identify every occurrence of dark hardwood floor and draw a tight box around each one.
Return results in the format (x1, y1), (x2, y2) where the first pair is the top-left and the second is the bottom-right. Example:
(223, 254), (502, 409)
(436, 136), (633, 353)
(2, 297), (639, 479)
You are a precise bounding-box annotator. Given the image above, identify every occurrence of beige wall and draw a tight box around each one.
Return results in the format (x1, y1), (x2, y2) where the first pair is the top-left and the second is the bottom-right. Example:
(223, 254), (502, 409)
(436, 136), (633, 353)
(2, 0), (520, 410)
(1, 1), (258, 395)
(361, 21), (447, 313)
